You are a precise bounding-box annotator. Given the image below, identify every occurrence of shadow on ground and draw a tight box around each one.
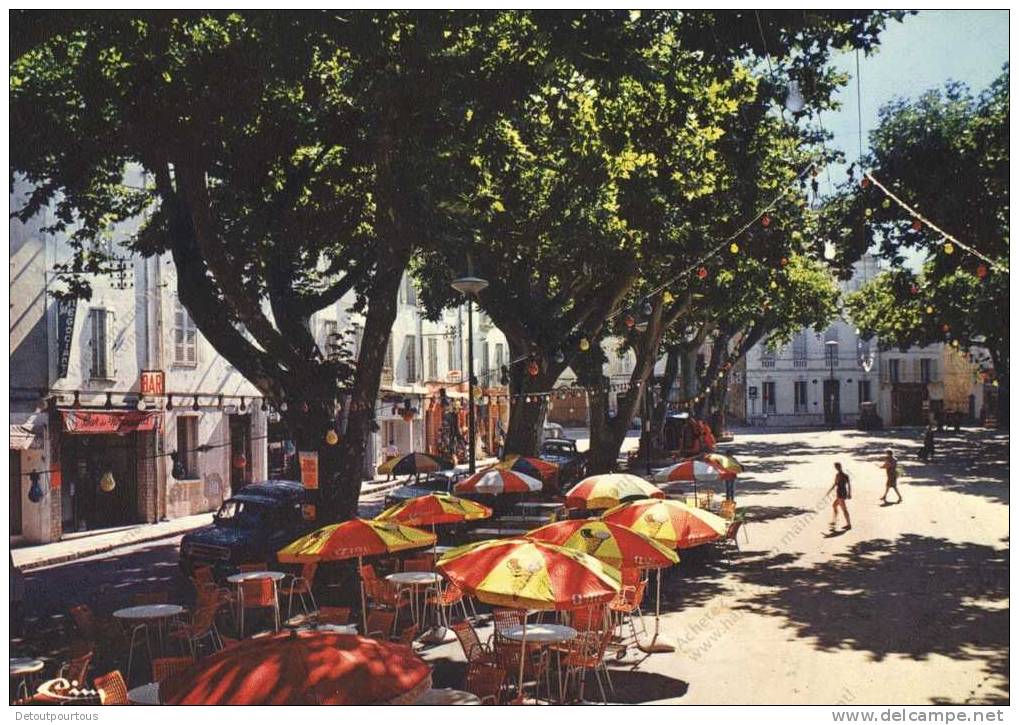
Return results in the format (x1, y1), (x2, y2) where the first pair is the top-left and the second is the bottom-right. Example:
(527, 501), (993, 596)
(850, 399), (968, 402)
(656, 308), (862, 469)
(733, 534), (1009, 702)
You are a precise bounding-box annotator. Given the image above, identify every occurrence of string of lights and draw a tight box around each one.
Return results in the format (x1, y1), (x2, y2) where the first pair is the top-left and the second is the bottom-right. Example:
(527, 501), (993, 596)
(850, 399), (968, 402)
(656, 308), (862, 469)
(862, 171), (1004, 271)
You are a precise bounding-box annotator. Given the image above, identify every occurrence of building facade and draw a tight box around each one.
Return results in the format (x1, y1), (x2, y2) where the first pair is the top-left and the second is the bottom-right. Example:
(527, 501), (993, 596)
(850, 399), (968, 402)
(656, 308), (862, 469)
(10, 177), (268, 545)
(742, 255), (984, 428)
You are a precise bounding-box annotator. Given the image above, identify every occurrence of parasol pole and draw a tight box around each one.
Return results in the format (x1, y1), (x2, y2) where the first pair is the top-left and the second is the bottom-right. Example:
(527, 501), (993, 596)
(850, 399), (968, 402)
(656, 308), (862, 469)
(359, 555), (368, 634)
(638, 566), (675, 653)
(516, 614), (528, 703)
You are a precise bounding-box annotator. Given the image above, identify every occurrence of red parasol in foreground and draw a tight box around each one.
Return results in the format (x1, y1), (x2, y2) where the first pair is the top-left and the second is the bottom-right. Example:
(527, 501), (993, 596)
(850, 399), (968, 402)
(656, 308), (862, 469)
(160, 630), (431, 705)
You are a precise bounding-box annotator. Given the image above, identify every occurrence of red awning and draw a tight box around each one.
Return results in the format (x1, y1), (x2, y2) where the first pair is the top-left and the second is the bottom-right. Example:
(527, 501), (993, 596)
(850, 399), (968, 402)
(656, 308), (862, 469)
(61, 410), (162, 435)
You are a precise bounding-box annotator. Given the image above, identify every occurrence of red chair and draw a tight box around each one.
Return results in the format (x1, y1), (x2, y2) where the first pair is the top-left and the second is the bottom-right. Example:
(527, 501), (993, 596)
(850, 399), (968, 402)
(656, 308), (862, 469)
(151, 656), (194, 683)
(364, 609), (397, 639)
(397, 623), (419, 647)
(402, 558), (433, 573)
(451, 620), (497, 665)
(237, 578), (280, 637)
(94, 671), (129, 705)
(283, 563), (318, 621)
(562, 627), (615, 704)
(169, 603), (223, 656)
(360, 565), (412, 615)
(57, 640), (94, 686)
(238, 562), (269, 574)
(465, 661), (506, 705)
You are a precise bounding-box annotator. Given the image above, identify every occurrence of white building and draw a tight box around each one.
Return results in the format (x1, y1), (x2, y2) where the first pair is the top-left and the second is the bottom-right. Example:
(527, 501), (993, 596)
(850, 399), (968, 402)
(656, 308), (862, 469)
(743, 255), (984, 428)
(10, 176), (267, 544)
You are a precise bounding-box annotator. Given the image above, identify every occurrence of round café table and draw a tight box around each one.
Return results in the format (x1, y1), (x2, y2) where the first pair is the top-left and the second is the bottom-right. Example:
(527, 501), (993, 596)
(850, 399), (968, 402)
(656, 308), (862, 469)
(415, 688), (482, 705)
(501, 623), (577, 704)
(301, 623), (358, 636)
(386, 572), (442, 628)
(127, 682), (161, 705)
(113, 604), (186, 681)
(10, 658), (45, 700)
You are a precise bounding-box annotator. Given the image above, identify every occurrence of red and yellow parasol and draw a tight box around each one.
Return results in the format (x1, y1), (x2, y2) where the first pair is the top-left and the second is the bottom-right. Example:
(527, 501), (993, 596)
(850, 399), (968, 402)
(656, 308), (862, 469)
(564, 473), (665, 510)
(526, 518), (678, 571)
(453, 467), (542, 496)
(601, 497), (728, 550)
(375, 492), (492, 527)
(278, 519), (435, 632)
(437, 538), (620, 699)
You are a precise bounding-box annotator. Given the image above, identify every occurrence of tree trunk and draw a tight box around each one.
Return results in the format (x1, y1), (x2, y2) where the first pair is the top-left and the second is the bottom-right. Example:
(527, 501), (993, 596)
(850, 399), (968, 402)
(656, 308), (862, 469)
(651, 346), (681, 449)
(503, 363), (565, 457)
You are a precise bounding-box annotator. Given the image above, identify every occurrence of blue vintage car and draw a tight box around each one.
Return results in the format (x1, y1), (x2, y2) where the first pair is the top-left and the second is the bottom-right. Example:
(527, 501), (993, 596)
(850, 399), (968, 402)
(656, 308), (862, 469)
(179, 480), (315, 577)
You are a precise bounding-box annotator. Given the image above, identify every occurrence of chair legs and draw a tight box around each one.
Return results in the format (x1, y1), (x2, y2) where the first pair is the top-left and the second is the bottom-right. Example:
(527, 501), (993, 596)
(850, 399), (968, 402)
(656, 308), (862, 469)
(125, 624), (151, 685)
(287, 582), (317, 622)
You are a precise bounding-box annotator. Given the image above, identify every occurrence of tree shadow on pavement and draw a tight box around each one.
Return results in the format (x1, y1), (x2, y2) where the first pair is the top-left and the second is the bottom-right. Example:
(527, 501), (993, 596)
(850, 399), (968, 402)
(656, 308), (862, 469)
(733, 534), (1008, 701)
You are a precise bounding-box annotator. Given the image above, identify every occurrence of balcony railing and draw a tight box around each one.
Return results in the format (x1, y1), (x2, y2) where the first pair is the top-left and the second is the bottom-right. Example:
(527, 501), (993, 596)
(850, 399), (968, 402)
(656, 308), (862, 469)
(761, 359), (776, 368)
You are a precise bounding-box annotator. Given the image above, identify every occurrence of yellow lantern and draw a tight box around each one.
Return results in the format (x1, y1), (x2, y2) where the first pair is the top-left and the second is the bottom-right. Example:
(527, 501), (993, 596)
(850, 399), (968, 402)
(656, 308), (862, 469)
(579, 337), (590, 352)
(943, 242), (955, 255)
(325, 429), (339, 446)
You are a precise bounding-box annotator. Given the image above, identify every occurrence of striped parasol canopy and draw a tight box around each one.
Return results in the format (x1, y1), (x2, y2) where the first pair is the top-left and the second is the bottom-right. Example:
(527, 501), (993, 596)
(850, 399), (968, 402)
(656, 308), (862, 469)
(277, 519), (435, 564)
(601, 498), (728, 550)
(526, 518), (678, 571)
(497, 455), (559, 484)
(375, 492), (492, 527)
(651, 456), (738, 484)
(377, 452), (452, 476)
(436, 538), (620, 611)
(437, 537), (620, 699)
(453, 467), (542, 496)
(564, 473), (665, 510)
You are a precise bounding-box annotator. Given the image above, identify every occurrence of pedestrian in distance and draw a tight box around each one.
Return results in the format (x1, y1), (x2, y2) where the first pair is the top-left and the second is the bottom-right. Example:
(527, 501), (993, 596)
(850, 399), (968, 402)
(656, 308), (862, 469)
(880, 449), (903, 504)
(827, 462), (852, 530)
(919, 424), (935, 462)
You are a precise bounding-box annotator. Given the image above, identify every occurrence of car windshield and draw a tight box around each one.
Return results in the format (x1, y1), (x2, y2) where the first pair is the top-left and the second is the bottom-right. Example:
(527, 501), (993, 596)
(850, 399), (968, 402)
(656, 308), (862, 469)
(542, 442), (574, 455)
(214, 499), (271, 528)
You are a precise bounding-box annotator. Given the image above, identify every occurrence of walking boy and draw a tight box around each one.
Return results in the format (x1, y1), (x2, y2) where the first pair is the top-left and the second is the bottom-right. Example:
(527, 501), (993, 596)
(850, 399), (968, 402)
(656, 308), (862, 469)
(880, 449), (903, 503)
(827, 462), (852, 530)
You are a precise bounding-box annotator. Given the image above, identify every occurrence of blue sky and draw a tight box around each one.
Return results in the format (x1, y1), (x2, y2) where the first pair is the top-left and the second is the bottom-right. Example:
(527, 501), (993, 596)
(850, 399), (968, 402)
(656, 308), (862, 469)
(816, 10), (1008, 269)
(822, 9), (1009, 181)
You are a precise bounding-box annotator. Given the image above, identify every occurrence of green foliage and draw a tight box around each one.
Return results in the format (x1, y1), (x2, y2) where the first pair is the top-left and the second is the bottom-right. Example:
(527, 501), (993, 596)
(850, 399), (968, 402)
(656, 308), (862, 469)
(834, 67), (1009, 375)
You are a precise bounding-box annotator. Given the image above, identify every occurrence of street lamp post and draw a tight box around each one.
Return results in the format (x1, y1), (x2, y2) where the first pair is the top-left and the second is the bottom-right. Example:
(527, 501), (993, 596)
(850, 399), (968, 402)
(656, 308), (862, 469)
(826, 340), (839, 429)
(451, 274), (489, 473)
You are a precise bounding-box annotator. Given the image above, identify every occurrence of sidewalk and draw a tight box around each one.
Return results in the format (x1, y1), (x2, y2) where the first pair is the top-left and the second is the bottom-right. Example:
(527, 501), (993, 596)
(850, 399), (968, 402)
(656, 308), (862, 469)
(9, 473), (425, 572)
(10, 461), (499, 572)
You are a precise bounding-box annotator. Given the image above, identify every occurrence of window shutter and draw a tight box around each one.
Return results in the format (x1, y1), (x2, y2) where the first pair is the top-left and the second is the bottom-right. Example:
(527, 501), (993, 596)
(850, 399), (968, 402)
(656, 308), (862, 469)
(106, 310), (116, 376)
(931, 358), (939, 382)
(913, 358), (921, 384)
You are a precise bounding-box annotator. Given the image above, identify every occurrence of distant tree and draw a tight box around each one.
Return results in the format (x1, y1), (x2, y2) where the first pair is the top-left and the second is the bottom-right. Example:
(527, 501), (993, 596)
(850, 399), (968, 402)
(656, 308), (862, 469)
(837, 68), (1009, 426)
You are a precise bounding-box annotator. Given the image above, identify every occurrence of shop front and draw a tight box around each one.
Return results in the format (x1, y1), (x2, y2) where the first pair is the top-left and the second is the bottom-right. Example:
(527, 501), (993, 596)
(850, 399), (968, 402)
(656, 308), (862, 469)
(58, 409), (161, 533)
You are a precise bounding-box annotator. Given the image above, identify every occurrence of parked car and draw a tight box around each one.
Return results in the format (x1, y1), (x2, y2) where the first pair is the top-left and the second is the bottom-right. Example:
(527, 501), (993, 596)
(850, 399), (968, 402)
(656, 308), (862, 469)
(179, 480), (315, 577)
(539, 437), (587, 487)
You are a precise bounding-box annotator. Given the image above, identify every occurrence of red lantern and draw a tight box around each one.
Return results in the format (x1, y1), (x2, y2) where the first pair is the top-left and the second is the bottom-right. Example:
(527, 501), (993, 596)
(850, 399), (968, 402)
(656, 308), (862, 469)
(976, 264), (988, 279)
(697, 267), (708, 280)
(624, 314), (635, 328)
(911, 219), (922, 232)
(910, 284), (919, 295)
(761, 214), (771, 227)
(860, 177), (870, 188)
(401, 409), (415, 422)
(233, 453), (247, 469)
(780, 257), (788, 267)
(527, 360), (539, 377)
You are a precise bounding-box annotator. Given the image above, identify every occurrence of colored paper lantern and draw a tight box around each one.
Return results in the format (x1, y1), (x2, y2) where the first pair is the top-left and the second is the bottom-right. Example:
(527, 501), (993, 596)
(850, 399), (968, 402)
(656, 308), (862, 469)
(697, 267), (708, 280)
(325, 429), (339, 445)
(729, 242), (740, 254)
(976, 264), (988, 279)
(943, 242), (955, 255)
(579, 337), (590, 352)
(761, 214), (771, 227)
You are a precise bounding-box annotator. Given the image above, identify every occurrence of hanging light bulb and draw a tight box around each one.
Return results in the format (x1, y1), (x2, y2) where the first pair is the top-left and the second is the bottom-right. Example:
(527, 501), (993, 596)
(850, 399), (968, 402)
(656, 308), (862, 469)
(105, 392), (113, 410)
(239, 397), (246, 413)
(729, 242), (740, 254)
(192, 395), (200, 411)
(784, 80), (805, 113)
(99, 471), (117, 493)
(166, 394), (174, 411)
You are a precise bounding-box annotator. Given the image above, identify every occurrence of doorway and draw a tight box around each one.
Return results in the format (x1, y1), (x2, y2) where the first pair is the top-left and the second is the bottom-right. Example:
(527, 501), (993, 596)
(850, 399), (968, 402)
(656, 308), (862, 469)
(61, 433), (139, 532)
(230, 414), (253, 493)
(823, 379), (841, 427)
(892, 384), (926, 426)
